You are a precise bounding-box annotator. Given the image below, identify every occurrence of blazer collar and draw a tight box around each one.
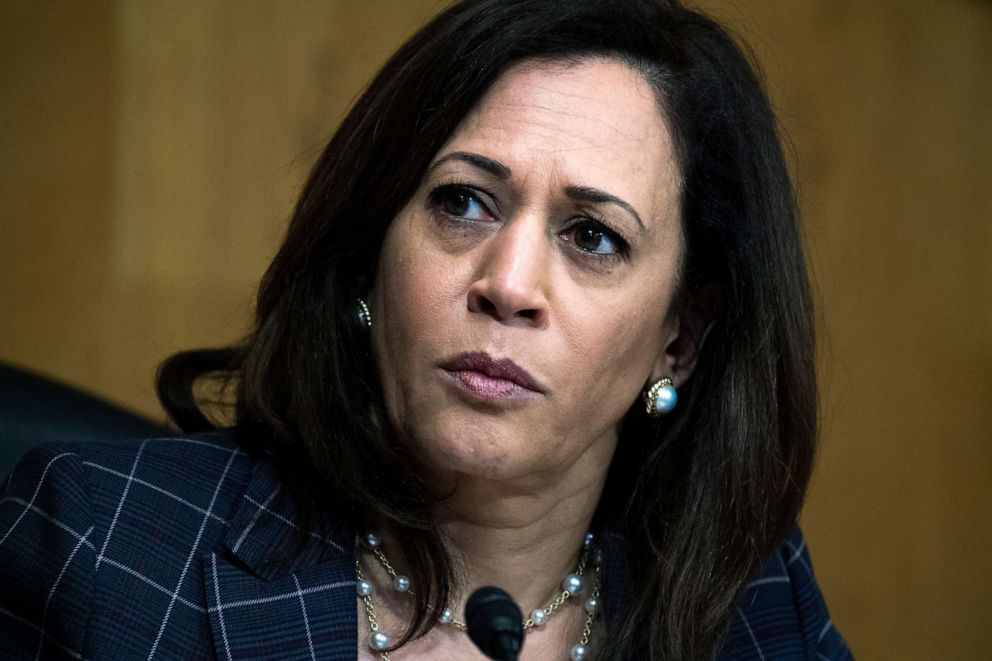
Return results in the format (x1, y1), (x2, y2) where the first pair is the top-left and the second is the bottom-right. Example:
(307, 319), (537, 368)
(599, 530), (630, 625)
(206, 459), (632, 659)
(220, 457), (352, 580)
(203, 458), (359, 660)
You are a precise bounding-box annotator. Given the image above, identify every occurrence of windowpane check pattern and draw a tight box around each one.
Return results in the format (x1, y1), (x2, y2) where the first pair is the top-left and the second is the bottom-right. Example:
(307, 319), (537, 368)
(0, 430), (850, 659)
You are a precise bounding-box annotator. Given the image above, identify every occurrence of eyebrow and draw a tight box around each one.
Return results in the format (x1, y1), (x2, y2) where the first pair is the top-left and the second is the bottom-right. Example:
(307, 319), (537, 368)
(429, 151), (511, 180)
(429, 150), (645, 230)
(564, 185), (645, 230)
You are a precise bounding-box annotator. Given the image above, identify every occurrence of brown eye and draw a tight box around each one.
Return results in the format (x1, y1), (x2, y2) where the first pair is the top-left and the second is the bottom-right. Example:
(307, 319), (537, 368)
(430, 184), (494, 222)
(575, 226), (606, 252)
(442, 191), (471, 216)
(567, 220), (625, 256)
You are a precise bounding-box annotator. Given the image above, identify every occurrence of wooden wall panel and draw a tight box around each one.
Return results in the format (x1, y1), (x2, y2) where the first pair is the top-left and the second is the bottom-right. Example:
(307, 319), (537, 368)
(0, 0), (118, 401)
(1, 1), (989, 657)
(697, 2), (992, 658)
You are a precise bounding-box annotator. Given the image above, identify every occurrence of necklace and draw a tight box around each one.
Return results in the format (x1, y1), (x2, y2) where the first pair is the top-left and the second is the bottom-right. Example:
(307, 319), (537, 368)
(355, 531), (602, 660)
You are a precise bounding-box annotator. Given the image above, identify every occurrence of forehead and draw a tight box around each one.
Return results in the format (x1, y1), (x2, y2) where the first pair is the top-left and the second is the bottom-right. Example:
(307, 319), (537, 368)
(437, 57), (680, 228)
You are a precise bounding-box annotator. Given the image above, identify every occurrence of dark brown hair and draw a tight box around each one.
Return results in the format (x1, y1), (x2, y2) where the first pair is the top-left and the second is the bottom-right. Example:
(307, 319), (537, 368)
(158, 1), (817, 658)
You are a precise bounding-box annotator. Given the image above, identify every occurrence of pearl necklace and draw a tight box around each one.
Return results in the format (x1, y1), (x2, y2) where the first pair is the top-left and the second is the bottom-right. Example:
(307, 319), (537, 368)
(355, 531), (602, 660)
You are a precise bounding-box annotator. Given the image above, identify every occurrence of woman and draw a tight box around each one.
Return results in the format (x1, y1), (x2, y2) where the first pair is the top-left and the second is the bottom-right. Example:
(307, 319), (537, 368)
(1, 0), (851, 659)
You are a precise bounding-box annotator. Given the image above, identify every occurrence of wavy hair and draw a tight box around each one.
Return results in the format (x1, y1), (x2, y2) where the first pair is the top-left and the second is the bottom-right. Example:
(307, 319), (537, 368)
(158, 1), (817, 657)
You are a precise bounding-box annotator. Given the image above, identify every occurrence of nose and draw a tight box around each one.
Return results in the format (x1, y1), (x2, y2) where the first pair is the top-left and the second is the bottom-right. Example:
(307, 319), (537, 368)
(467, 215), (550, 328)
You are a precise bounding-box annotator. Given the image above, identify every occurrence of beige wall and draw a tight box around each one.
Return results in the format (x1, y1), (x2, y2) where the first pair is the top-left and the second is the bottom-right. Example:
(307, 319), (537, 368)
(1, 1), (990, 657)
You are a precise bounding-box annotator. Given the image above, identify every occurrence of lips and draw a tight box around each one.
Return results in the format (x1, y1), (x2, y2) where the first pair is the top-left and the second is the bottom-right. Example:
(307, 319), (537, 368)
(439, 351), (545, 398)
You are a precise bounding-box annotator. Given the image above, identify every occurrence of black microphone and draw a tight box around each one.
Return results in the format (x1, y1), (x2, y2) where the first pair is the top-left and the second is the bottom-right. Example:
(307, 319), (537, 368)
(465, 586), (524, 661)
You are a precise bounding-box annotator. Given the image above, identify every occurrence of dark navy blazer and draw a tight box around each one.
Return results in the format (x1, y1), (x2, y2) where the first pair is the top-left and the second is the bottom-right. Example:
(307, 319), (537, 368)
(0, 430), (852, 659)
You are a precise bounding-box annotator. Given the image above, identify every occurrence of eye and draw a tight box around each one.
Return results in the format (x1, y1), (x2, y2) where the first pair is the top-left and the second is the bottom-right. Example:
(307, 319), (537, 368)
(563, 220), (628, 257)
(429, 184), (495, 222)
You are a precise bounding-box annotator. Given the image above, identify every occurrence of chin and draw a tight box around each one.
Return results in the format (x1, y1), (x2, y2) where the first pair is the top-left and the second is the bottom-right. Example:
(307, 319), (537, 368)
(409, 414), (538, 483)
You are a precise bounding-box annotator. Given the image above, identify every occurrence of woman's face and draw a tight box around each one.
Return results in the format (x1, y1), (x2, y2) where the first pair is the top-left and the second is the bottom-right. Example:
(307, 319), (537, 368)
(371, 57), (683, 486)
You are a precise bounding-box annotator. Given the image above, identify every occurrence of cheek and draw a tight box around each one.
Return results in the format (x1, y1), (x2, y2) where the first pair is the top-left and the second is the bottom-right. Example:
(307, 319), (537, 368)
(556, 292), (670, 421)
(378, 236), (464, 352)
(377, 215), (436, 339)
(372, 213), (469, 411)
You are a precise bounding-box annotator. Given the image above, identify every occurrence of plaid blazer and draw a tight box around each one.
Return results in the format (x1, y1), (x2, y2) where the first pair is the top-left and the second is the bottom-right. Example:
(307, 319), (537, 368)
(0, 429), (852, 660)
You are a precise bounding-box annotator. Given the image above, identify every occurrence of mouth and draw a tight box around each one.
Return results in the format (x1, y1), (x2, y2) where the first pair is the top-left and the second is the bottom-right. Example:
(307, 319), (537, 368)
(439, 351), (546, 399)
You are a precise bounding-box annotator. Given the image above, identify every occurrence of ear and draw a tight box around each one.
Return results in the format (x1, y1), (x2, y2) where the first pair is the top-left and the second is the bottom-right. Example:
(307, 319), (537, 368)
(648, 282), (719, 388)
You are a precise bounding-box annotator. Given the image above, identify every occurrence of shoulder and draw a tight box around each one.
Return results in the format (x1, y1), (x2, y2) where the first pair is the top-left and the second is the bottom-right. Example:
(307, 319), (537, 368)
(9, 427), (253, 500)
(2, 429), (258, 550)
(0, 429), (261, 659)
(3, 427), (253, 485)
(717, 526), (853, 660)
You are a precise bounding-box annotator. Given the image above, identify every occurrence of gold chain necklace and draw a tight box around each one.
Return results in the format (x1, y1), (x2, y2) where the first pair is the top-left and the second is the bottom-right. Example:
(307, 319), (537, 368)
(355, 532), (602, 660)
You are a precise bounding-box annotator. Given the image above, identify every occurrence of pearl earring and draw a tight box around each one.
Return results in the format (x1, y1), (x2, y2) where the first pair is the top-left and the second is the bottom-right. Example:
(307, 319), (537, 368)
(357, 298), (372, 330)
(643, 377), (677, 416)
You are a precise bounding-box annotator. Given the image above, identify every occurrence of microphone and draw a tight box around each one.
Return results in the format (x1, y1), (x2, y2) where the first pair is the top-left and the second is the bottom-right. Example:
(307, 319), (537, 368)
(465, 586), (524, 661)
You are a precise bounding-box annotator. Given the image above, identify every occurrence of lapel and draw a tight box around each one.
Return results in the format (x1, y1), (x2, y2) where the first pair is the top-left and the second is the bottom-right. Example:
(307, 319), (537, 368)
(202, 459), (358, 660)
(598, 530), (630, 627)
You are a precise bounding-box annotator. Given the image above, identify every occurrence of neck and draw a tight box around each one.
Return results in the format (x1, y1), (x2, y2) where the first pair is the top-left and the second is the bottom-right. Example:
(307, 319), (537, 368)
(359, 445), (613, 659)
(434, 471), (605, 612)
(370, 445), (611, 609)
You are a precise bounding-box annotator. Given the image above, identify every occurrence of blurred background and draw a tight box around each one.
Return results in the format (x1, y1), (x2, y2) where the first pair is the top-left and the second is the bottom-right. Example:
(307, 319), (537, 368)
(1, 0), (989, 657)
